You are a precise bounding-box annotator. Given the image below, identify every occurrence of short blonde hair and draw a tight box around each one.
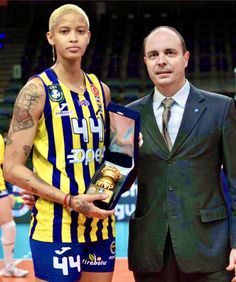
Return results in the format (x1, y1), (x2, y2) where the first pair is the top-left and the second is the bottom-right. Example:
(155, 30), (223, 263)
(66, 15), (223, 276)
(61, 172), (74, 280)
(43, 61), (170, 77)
(49, 4), (90, 31)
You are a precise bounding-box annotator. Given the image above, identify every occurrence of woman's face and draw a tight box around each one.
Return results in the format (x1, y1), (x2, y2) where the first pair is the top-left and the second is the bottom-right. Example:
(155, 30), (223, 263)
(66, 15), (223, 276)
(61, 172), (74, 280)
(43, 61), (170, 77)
(47, 12), (91, 62)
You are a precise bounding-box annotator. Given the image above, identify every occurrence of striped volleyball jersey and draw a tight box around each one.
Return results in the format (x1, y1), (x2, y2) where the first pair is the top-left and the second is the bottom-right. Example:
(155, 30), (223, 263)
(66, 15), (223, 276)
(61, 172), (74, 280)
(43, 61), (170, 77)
(0, 134), (6, 192)
(30, 68), (115, 243)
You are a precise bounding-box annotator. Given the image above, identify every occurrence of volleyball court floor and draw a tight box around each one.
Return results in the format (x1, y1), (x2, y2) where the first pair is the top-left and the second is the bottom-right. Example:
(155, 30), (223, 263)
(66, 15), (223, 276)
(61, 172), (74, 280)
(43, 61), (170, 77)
(0, 222), (134, 282)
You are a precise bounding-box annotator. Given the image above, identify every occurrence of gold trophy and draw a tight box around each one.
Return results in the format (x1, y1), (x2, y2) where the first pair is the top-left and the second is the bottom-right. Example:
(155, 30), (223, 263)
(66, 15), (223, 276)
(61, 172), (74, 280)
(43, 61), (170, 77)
(87, 165), (122, 203)
(86, 103), (140, 209)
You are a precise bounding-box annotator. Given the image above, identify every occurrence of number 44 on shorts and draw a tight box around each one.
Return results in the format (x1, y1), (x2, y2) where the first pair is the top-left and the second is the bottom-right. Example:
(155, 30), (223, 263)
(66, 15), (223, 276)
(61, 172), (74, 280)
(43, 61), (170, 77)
(53, 255), (81, 275)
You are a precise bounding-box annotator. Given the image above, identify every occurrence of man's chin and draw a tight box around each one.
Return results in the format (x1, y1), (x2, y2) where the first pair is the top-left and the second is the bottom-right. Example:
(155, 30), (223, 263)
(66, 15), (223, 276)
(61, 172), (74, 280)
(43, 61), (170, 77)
(156, 78), (172, 85)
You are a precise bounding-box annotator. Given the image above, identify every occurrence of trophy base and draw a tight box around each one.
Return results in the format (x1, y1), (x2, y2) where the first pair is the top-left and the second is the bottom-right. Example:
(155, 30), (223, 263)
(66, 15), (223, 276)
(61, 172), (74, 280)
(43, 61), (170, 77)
(86, 184), (114, 203)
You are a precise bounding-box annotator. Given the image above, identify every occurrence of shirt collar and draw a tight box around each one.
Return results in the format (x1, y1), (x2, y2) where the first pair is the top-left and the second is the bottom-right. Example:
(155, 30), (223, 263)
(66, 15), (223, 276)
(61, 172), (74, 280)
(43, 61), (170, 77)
(153, 80), (190, 110)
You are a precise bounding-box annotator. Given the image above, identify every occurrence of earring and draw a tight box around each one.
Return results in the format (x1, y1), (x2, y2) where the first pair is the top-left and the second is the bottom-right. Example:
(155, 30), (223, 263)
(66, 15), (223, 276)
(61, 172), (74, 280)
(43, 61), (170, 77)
(52, 45), (55, 62)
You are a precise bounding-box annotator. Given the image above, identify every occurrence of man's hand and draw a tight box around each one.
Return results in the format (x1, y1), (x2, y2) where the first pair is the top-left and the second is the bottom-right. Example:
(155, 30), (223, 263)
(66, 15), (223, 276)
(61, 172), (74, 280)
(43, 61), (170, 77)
(226, 248), (236, 281)
(139, 132), (143, 147)
(70, 194), (114, 219)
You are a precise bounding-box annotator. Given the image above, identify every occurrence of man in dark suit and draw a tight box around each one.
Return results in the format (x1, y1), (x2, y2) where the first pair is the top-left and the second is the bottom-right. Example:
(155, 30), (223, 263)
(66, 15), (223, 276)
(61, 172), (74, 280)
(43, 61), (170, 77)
(127, 26), (236, 282)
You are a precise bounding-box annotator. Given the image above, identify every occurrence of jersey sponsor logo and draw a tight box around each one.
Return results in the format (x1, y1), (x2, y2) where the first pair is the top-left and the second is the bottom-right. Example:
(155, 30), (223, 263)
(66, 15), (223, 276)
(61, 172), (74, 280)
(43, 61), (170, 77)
(95, 96), (103, 113)
(77, 99), (90, 107)
(55, 103), (73, 117)
(55, 247), (72, 255)
(90, 83), (103, 113)
(82, 253), (108, 266)
(48, 84), (64, 102)
(67, 147), (105, 165)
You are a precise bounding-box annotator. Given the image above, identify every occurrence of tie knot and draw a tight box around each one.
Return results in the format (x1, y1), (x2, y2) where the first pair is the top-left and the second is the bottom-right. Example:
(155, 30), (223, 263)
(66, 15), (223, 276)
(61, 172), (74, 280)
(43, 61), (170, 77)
(162, 98), (174, 109)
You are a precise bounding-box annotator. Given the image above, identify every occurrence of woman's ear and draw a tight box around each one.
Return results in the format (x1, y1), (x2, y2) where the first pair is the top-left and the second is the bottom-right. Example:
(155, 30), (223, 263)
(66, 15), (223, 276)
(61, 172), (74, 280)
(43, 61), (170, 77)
(87, 31), (91, 45)
(46, 31), (54, 46)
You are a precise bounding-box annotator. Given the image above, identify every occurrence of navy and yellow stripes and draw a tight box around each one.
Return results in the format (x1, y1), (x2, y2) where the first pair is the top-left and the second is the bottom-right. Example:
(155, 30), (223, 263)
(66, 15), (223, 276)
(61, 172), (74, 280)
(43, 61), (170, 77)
(0, 134), (6, 192)
(30, 68), (115, 243)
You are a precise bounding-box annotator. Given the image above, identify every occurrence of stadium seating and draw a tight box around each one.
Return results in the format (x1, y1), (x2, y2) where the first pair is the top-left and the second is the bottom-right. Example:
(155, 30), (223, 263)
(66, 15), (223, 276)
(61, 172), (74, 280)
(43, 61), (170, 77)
(0, 1), (236, 133)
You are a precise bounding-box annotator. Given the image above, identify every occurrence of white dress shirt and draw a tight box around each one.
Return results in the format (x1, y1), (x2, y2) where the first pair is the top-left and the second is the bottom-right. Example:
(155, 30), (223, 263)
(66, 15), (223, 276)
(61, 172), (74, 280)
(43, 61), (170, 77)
(152, 81), (190, 146)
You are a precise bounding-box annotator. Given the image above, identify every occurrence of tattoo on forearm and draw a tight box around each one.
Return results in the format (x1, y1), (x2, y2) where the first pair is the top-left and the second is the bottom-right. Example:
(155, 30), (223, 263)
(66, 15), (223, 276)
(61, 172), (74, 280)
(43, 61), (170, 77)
(78, 199), (91, 213)
(30, 172), (59, 202)
(30, 174), (53, 198)
(47, 190), (56, 200)
(32, 172), (48, 185)
(23, 145), (31, 157)
(12, 84), (40, 133)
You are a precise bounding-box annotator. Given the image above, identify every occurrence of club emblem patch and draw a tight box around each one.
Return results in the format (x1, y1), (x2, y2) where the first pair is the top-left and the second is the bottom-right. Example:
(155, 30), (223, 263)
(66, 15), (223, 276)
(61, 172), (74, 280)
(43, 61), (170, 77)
(48, 84), (64, 102)
(110, 241), (116, 254)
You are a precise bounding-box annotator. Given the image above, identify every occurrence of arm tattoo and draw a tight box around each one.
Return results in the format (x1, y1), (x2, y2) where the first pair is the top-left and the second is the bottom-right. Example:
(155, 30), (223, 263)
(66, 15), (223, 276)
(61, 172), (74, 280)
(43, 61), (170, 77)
(32, 172), (48, 185)
(12, 83), (40, 133)
(30, 187), (38, 194)
(11, 151), (18, 159)
(30, 173), (56, 199)
(77, 199), (91, 213)
(23, 145), (31, 157)
(5, 136), (12, 145)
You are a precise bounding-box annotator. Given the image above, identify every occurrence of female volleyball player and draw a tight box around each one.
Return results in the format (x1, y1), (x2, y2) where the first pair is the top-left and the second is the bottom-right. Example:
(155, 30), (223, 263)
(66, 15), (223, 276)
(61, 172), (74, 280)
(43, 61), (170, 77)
(3, 4), (116, 282)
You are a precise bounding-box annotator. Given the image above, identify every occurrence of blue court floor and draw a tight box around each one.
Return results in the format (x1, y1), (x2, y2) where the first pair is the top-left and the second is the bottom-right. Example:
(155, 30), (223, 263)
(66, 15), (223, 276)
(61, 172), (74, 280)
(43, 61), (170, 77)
(0, 221), (129, 259)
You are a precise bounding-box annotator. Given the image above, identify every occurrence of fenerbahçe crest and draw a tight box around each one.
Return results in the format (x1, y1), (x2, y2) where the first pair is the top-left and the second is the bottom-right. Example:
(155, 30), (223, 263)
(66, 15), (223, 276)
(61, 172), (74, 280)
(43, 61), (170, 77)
(48, 84), (65, 102)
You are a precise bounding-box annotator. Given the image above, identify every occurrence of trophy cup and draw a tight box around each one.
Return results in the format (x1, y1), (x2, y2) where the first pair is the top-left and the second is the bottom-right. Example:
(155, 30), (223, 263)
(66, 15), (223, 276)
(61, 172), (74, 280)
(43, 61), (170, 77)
(86, 165), (122, 203)
(86, 103), (140, 210)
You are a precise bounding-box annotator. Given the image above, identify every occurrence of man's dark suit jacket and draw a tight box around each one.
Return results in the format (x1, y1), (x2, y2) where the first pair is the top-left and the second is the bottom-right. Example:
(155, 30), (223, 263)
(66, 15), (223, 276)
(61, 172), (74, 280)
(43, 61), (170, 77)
(127, 84), (236, 273)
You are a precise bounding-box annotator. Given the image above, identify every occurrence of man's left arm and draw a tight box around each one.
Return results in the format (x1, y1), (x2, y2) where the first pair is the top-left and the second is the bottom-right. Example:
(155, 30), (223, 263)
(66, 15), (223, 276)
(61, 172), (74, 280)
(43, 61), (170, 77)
(222, 99), (236, 278)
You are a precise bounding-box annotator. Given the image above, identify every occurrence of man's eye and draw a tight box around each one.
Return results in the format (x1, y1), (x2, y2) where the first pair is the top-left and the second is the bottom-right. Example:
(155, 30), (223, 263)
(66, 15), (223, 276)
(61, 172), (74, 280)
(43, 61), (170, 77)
(149, 53), (157, 59)
(166, 50), (175, 56)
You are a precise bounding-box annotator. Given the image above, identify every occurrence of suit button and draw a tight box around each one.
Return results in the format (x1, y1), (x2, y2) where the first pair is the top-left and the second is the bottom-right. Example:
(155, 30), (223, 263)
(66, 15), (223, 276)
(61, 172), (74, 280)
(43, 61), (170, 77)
(168, 186), (174, 191)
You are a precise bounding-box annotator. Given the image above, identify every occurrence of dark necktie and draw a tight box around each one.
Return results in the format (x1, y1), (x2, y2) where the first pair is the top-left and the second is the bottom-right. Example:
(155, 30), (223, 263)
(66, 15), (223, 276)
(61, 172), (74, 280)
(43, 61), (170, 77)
(162, 98), (174, 151)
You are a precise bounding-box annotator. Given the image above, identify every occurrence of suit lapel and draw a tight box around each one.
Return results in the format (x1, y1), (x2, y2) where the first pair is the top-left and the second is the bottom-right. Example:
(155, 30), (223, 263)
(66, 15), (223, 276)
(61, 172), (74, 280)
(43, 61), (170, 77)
(170, 85), (206, 156)
(139, 91), (168, 155)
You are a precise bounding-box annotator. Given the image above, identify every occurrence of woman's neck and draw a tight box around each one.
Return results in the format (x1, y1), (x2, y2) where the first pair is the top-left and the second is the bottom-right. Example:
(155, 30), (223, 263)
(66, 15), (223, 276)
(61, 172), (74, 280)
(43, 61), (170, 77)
(51, 61), (85, 93)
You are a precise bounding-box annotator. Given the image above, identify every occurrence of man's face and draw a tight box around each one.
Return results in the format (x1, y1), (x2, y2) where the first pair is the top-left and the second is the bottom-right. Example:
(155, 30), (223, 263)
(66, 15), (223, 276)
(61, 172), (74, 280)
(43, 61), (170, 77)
(144, 28), (189, 96)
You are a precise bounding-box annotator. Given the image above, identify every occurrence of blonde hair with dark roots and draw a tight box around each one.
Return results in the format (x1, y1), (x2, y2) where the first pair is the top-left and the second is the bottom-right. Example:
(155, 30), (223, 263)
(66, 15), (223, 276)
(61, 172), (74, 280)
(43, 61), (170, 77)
(48, 4), (90, 32)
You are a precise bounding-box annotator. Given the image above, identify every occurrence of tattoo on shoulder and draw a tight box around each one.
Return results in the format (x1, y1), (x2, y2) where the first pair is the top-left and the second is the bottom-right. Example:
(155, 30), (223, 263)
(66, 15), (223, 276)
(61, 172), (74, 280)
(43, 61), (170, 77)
(12, 83), (40, 133)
